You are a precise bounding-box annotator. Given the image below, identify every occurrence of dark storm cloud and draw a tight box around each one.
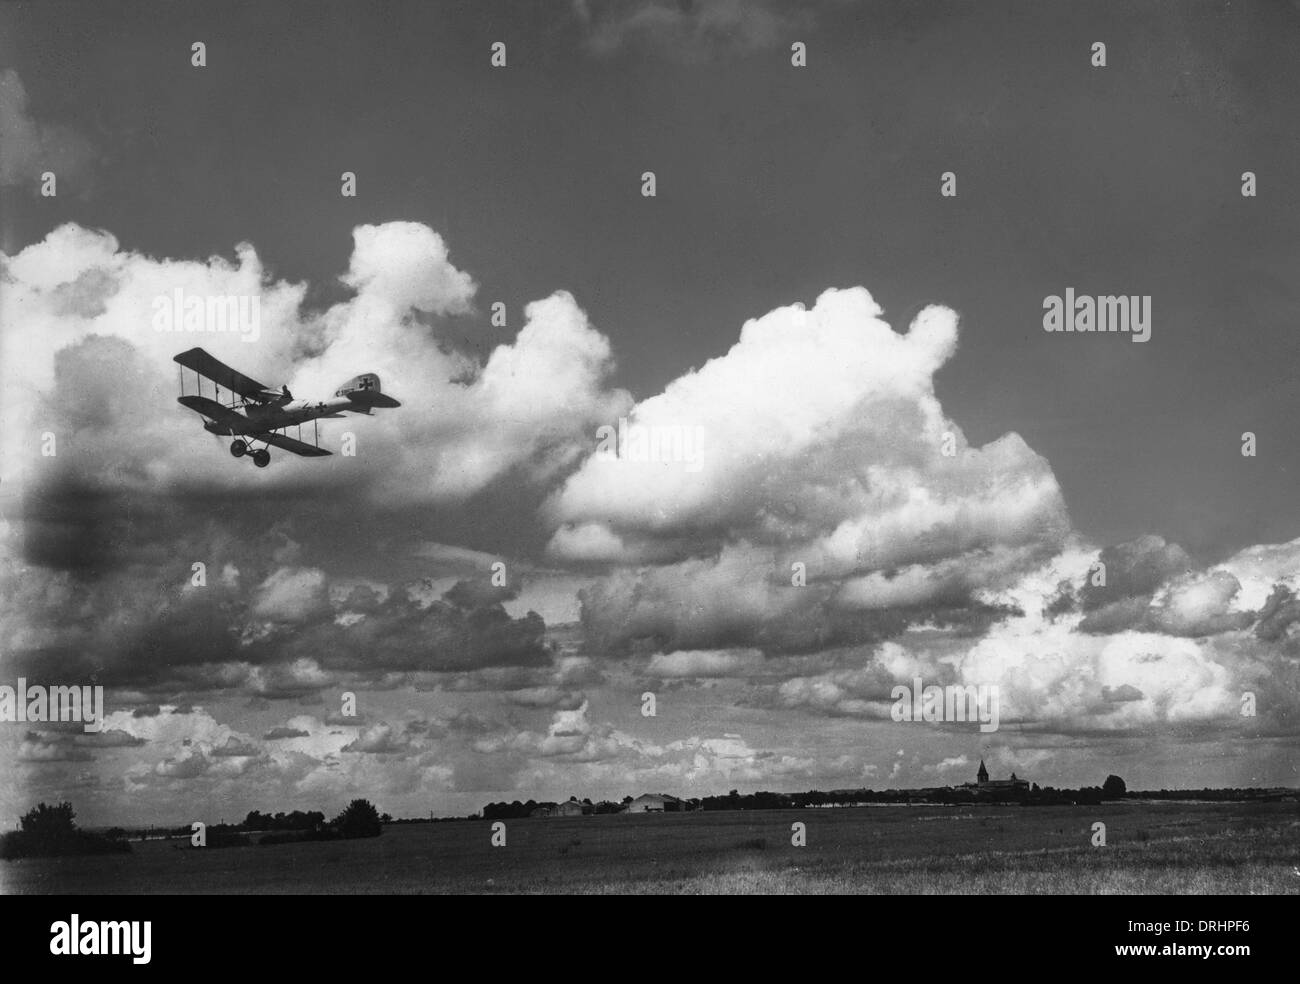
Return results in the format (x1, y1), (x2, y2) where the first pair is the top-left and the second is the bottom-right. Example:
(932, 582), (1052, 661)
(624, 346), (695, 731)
(1068, 534), (1192, 633)
(77, 728), (147, 748)
(505, 687), (587, 711)
(4, 331), (558, 694)
(18, 731), (93, 763)
(1254, 585), (1300, 652)
(1081, 535), (1192, 610)
(270, 579), (551, 675)
(323, 710), (368, 726)
(1066, 540), (1255, 639)
(576, 557), (1020, 659)
(262, 727), (310, 740)
(5, 488), (552, 696)
(578, 571), (908, 658)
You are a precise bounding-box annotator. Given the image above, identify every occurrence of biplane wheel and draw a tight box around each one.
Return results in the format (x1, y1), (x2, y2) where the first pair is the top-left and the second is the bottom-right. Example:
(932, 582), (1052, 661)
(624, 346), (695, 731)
(252, 449), (270, 468)
(230, 440), (248, 458)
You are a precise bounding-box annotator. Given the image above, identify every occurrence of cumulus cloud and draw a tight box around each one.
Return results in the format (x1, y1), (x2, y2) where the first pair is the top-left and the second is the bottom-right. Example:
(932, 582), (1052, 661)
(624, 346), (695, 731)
(209, 737), (261, 757)
(1216, 537), (1300, 612)
(17, 731), (93, 763)
(253, 567), (330, 623)
(155, 746), (210, 779)
(574, 0), (811, 59)
(552, 289), (1068, 654)
(341, 723), (409, 754)
(646, 648), (764, 678)
(953, 544), (1297, 734)
(9, 208), (1300, 819)
(2, 222), (630, 507)
(339, 223), (475, 316)
(752, 538), (1300, 739)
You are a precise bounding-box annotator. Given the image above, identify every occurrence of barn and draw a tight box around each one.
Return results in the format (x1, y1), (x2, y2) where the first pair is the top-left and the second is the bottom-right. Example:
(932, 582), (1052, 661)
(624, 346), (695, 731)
(529, 799), (588, 818)
(623, 793), (686, 813)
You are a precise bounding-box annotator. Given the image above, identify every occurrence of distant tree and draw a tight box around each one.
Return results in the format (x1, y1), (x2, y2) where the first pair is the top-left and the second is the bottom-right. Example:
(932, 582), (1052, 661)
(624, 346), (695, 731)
(332, 799), (382, 839)
(380, 812), (393, 824)
(2, 801), (129, 859)
(621, 796), (633, 805)
(20, 801), (77, 839)
(1102, 775), (1127, 799)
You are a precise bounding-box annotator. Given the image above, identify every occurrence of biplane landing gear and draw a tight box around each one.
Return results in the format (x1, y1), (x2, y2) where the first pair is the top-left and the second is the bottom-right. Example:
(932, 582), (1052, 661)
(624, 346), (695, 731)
(251, 449), (271, 468)
(230, 439), (248, 458)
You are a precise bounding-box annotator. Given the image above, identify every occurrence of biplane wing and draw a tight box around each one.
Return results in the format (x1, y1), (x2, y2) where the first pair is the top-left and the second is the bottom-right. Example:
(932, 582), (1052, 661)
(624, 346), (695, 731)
(345, 389), (401, 410)
(255, 431), (333, 457)
(174, 347), (270, 400)
(178, 395), (248, 429)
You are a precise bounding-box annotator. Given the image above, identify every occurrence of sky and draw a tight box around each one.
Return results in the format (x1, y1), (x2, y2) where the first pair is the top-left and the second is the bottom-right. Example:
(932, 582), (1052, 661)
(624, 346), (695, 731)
(1, 0), (1299, 828)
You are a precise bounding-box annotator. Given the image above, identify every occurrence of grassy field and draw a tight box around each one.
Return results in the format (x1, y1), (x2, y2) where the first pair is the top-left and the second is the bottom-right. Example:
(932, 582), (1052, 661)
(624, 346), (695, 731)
(3, 801), (1297, 894)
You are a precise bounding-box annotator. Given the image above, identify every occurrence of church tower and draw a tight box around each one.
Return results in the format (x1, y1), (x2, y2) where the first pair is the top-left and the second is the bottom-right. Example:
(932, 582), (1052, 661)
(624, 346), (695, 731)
(977, 759), (989, 784)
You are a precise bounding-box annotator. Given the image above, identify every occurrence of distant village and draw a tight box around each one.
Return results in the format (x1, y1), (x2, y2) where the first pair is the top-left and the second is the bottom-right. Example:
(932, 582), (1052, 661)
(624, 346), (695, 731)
(480, 760), (1300, 820)
(483, 762), (1055, 819)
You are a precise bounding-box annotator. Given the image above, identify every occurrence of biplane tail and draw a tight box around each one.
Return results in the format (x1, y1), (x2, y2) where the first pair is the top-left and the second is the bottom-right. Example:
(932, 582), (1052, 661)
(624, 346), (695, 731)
(334, 373), (400, 411)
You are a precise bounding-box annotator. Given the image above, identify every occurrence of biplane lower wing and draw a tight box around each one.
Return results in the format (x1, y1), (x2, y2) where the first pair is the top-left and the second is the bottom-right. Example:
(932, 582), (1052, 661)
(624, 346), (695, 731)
(178, 395), (247, 430)
(345, 389), (401, 410)
(174, 347), (270, 399)
(255, 431), (333, 457)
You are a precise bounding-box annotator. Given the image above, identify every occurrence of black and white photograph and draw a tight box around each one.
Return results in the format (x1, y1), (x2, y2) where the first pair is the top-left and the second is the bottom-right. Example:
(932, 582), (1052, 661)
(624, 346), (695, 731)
(0, 0), (1296, 934)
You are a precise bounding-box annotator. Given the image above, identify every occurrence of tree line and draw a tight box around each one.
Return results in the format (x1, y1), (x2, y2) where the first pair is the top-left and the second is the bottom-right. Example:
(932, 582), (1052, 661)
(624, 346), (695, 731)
(2, 798), (388, 859)
(482, 777), (1136, 816)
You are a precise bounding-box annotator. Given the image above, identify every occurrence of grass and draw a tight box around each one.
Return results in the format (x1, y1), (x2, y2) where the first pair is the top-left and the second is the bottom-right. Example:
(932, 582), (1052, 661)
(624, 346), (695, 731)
(2, 801), (1297, 895)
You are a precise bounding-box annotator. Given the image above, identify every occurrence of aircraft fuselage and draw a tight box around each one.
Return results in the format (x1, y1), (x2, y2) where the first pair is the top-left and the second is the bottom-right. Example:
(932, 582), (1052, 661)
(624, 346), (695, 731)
(201, 396), (354, 436)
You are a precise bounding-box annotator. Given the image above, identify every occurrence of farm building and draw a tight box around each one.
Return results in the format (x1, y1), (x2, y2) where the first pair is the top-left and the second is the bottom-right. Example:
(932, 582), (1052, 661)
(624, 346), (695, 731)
(623, 793), (687, 813)
(529, 799), (588, 818)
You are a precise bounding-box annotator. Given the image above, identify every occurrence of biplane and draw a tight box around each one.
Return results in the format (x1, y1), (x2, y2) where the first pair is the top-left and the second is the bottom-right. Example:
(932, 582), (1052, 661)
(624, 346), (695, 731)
(173, 347), (400, 466)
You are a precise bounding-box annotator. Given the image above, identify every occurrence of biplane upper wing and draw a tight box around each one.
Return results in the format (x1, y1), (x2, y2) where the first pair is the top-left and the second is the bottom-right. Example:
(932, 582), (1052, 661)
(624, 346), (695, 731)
(174, 347), (269, 399)
(178, 395), (248, 429)
(255, 431), (333, 457)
